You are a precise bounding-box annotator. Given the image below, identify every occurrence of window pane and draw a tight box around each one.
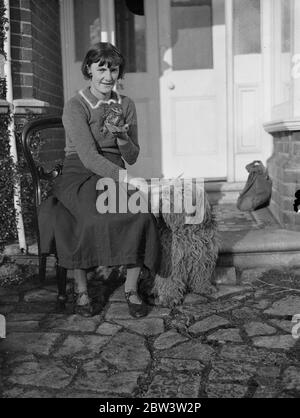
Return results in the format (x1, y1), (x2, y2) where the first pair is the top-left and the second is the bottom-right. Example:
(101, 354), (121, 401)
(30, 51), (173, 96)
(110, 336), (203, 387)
(171, 0), (213, 70)
(233, 0), (261, 55)
(114, 0), (147, 73)
(74, 0), (101, 62)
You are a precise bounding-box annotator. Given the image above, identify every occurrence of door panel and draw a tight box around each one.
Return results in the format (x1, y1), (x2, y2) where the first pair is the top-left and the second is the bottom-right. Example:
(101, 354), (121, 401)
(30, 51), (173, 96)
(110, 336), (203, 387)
(158, 0), (227, 179)
(233, 0), (265, 181)
(115, 0), (161, 178)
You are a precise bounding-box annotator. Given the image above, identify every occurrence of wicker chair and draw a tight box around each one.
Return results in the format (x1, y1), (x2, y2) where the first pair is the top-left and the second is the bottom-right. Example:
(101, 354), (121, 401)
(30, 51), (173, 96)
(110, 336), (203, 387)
(22, 116), (67, 311)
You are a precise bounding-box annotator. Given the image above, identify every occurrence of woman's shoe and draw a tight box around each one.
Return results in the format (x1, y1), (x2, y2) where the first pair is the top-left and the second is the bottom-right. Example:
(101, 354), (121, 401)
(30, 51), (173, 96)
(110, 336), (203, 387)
(125, 290), (148, 318)
(73, 291), (93, 317)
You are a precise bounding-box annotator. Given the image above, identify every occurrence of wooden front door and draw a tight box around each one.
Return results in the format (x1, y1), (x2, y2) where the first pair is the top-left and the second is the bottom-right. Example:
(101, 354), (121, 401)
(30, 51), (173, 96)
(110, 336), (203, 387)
(158, 0), (227, 179)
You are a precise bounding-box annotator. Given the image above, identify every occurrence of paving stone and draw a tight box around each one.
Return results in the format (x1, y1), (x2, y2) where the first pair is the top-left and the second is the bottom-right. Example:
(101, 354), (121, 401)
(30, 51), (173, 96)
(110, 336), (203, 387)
(43, 314), (100, 333)
(264, 296), (300, 317)
(23, 288), (57, 303)
(105, 303), (170, 320)
(109, 286), (126, 302)
(240, 268), (269, 285)
(254, 289), (267, 299)
(206, 383), (248, 398)
(143, 373), (201, 398)
(74, 371), (142, 395)
(153, 330), (189, 350)
(252, 300), (271, 310)
(14, 302), (57, 314)
(232, 307), (259, 321)
(6, 313), (46, 322)
(232, 293), (252, 301)
(282, 366), (300, 391)
(211, 285), (251, 299)
(100, 332), (151, 371)
(208, 361), (256, 382)
(0, 305), (14, 314)
(0, 332), (60, 355)
(188, 315), (229, 335)
(53, 335), (110, 359)
(252, 335), (296, 350)
(113, 318), (164, 336)
(253, 386), (280, 398)
(2, 388), (55, 398)
(5, 353), (36, 365)
(214, 267), (237, 285)
(207, 328), (242, 343)
(220, 345), (289, 365)
(0, 288), (19, 296)
(56, 392), (107, 398)
(254, 366), (281, 386)
(278, 393), (298, 398)
(154, 358), (205, 373)
(169, 316), (190, 331)
(0, 294), (19, 304)
(182, 293), (208, 305)
(96, 322), (122, 335)
(81, 358), (110, 373)
(6, 320), (40, 332)
(158, 340), (215, 364)
(7, 359), (76, 389)
(244, 322), (277, 337)
(269, 319), (292, 333)
(176, 300), (241, 321)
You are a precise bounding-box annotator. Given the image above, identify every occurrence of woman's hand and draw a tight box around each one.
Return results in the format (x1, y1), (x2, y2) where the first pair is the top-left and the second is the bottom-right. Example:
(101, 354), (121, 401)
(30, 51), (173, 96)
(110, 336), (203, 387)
(105, 122), (129, 140)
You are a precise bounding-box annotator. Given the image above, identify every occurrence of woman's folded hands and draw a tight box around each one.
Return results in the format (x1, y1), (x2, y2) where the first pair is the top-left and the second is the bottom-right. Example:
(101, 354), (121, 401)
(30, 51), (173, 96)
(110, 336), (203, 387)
(105, 122), (130, 144)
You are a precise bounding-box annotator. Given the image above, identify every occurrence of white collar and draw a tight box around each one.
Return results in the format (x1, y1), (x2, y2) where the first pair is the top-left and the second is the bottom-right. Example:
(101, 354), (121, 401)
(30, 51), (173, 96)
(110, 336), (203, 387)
(79, 88), (122, 109)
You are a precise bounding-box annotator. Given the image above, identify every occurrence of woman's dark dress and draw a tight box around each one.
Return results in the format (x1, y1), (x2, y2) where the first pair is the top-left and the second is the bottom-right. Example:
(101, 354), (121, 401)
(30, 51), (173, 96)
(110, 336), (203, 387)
(38, 89), (161, 275)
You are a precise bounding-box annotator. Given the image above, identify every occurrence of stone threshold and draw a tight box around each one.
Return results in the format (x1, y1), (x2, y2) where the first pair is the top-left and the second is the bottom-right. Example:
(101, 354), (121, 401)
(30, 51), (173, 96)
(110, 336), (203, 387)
(205, 181), (245, 205)
(218, 227), (300, 268)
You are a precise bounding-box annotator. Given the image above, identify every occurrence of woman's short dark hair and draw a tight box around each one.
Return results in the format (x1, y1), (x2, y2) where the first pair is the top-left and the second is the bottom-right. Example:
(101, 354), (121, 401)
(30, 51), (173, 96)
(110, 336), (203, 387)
(81, 42), (126, 80)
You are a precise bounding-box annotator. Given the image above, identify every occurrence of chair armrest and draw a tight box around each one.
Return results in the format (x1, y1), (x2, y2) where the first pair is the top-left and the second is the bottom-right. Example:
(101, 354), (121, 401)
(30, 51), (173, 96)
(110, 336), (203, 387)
(37, 164), (63, 181)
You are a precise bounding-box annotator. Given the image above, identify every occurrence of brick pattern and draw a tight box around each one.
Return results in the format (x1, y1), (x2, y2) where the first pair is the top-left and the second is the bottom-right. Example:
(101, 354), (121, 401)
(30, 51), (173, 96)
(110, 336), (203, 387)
(267, 131), (300, 231)
(10, 0), (64, 113)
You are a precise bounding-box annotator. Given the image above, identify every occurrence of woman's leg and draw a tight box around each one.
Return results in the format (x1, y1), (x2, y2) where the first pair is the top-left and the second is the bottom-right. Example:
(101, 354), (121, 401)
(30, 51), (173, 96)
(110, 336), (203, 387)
(73, 269), (90, 305)
(125, 266), (142, 304)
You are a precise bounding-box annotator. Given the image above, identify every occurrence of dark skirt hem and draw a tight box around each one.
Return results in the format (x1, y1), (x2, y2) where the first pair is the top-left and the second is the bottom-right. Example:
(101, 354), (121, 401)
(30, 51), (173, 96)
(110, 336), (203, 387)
(56, 255), (150, 271)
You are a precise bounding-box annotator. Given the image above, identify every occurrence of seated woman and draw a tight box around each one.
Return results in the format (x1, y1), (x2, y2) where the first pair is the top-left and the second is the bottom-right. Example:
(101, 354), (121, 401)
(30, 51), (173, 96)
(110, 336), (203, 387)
(48, 42), (161, 318)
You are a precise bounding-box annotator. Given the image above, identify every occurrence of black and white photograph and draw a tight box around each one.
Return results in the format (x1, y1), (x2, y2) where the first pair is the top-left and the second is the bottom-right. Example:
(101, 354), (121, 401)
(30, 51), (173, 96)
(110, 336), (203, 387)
(0, 0), (300, 402)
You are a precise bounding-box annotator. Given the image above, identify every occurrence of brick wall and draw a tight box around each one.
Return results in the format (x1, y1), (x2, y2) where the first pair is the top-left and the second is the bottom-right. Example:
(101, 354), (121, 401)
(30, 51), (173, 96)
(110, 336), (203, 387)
(10, 0), (64, 113)
(267, 131), (300, 231)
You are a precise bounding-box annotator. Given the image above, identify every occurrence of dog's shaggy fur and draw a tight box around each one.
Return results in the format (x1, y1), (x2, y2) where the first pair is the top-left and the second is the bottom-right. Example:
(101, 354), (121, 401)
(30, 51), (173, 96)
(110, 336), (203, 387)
(138, 183), (219, 308)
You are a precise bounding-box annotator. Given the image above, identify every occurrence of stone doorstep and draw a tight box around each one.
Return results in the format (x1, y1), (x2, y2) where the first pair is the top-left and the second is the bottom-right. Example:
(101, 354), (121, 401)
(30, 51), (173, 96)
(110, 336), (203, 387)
(205, 182), (245, 205)
(218, 228), (300, 269)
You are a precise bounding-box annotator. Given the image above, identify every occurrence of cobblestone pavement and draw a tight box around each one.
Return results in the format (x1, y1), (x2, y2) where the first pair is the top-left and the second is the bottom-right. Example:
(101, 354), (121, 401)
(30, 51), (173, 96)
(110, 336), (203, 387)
(0, 266), (299, 398)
